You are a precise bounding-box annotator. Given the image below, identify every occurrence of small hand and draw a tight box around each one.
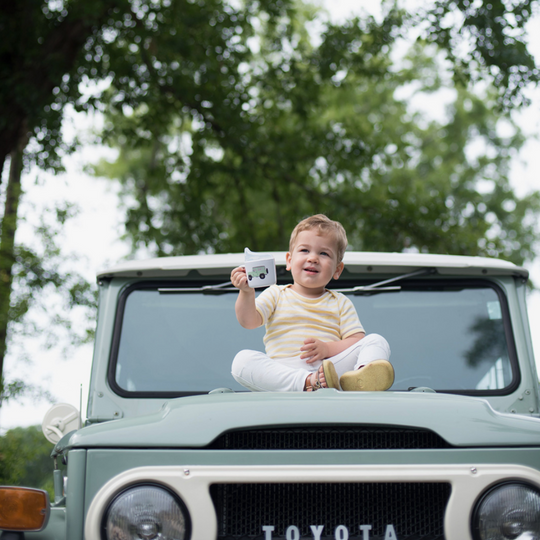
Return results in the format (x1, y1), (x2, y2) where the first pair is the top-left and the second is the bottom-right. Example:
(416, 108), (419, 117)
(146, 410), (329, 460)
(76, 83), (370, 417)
(231, 266), (251, 292)
(300, 338), (329, 363)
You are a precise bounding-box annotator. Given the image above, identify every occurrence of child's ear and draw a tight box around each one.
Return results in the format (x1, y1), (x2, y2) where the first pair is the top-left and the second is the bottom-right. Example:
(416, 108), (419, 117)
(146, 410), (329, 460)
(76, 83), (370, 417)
(333, 262), (344, 280)
(285, 252), (292, 271)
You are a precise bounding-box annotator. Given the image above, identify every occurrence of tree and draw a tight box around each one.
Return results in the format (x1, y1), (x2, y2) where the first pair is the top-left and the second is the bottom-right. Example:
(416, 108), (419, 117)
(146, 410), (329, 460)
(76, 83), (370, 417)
(0, 0), (138, 397)
(0, 196), (97, 404)
(0, 0), (539, 393)
(0, 425), (59, 497)
(423, 0), (540, 109)
(93, 5), (540, 264)
(2, 0), (538, 171)
(0, 0), (303, 397)
(0, 0), (133, 175)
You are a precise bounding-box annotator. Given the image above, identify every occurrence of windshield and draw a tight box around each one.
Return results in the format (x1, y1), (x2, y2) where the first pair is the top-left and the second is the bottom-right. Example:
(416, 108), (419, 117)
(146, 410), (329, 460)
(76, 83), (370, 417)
(111, 280), (516, 396)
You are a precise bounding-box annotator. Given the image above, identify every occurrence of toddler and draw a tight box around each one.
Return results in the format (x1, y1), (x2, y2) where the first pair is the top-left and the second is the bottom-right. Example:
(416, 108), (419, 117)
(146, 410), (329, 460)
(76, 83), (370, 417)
(230, 214), (393, 392)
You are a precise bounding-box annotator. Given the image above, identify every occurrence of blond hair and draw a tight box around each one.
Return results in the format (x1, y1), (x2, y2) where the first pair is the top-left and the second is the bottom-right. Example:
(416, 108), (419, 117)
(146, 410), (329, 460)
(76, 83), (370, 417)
(289, 214), (348, 262)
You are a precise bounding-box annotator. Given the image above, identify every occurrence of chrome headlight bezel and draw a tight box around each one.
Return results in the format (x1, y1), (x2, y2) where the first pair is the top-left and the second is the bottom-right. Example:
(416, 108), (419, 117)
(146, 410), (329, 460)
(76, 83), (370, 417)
(471, 480), (540, 540)
(101, 482), (191, 540)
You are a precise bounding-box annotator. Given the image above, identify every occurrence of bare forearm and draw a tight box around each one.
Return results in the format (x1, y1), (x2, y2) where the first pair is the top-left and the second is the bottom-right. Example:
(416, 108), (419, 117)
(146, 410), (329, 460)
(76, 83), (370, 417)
(324, 332), (365, 357)
(231, 265), (262, 329)
(235, 290), (262, 329)
(300, 332), (365, 363)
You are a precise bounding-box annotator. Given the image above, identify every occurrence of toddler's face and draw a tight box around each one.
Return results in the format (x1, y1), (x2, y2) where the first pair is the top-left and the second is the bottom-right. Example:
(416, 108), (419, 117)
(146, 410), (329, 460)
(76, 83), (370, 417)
(286, 229), (344, 296)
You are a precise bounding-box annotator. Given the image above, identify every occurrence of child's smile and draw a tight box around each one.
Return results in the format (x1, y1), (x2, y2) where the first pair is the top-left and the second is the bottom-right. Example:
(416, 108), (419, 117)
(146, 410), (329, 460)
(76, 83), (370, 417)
(286, 229), (344, 297)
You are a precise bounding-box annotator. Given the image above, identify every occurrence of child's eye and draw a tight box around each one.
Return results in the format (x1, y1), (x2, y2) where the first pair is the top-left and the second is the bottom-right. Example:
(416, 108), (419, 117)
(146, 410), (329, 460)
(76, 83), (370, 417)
(320, 251), (329, 257)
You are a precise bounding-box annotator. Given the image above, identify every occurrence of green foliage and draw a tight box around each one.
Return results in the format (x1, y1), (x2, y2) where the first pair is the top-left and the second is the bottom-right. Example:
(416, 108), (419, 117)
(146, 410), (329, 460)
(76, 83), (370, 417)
(0, 0), (112, 394)
(0, 0), (131, 171)
(1, 0), (538, 168)
(7, 201), (98, 352)
(0, 0), (538, 396)
(423, 0), (540, 109)
(0, 196), (97, 403)
(0, 426), (56, 498)
(93, 4), (540, 266)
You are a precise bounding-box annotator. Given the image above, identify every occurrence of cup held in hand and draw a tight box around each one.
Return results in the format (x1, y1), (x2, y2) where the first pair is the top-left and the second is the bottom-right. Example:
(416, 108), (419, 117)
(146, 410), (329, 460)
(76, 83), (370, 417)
(244, 248), (276, 288)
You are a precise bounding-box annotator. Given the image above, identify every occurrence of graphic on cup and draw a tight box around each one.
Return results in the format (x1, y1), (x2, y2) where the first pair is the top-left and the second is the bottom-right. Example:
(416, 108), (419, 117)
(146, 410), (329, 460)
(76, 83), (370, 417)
(244, 248), (276, 288)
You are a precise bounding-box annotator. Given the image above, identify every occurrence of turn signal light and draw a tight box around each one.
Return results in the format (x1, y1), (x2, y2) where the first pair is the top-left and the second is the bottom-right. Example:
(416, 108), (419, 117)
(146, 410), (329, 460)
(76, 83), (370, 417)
(0, 486), (50, 532)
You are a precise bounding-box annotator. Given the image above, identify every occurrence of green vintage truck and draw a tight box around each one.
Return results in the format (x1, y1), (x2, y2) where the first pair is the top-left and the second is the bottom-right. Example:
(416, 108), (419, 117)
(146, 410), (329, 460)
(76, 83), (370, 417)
(2, 252), (540, 540)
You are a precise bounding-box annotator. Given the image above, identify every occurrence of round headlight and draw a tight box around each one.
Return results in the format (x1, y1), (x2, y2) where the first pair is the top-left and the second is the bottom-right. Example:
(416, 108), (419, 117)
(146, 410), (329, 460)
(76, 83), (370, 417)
(472, 482), (540, 540)
(103, 484), (190, 540)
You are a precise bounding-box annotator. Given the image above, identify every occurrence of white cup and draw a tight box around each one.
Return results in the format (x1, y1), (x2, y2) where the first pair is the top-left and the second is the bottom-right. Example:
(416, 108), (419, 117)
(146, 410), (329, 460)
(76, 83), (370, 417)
(245, 257), (276, 288)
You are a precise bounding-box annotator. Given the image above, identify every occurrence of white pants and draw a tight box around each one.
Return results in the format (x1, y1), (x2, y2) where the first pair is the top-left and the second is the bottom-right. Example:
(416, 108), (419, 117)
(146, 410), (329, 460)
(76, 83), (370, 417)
(232, 334), (391, 392)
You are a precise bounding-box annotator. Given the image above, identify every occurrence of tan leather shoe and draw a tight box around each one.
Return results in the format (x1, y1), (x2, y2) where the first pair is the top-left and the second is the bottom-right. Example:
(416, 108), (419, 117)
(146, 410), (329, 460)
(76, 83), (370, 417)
(340, 359), (394, 391)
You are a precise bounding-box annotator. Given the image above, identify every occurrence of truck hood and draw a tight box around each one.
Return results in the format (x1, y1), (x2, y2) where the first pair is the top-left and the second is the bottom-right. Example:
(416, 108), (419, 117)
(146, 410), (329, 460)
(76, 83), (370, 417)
(60, 391), (540, 452)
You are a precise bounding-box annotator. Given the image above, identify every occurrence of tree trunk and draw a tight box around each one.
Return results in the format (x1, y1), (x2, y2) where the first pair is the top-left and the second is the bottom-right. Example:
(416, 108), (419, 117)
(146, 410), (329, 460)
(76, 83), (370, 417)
(0, 134), (27, 392)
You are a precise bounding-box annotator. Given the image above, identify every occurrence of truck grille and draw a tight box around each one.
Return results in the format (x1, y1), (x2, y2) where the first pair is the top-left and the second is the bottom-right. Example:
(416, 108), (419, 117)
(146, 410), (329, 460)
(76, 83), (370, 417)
(211, 482), (450, 539)
(209, 426), (451, 450)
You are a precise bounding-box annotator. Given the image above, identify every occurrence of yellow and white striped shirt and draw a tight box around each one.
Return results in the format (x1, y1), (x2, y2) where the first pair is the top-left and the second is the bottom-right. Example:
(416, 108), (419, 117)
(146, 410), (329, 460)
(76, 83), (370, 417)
(255, 285), (364, 359)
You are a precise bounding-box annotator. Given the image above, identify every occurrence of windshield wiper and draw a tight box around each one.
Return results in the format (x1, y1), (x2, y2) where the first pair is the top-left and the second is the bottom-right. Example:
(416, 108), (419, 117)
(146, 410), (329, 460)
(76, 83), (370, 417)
(158, 268), (437, 295)
(335, 268), (437, 295)
(158, 281), (236, 294)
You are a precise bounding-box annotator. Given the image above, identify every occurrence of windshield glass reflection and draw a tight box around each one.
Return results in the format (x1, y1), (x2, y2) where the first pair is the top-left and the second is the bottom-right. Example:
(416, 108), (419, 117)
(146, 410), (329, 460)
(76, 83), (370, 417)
(114, 284), (513, 394)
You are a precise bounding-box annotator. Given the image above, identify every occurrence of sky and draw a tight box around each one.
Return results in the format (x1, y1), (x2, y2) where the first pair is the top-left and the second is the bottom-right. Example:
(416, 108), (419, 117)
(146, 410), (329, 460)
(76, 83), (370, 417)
(0, 0), (539, 432)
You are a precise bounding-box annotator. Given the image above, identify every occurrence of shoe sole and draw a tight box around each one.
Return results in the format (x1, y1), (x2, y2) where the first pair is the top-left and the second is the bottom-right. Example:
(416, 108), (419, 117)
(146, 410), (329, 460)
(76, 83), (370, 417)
(322, 360), (340, 390)
(340, 360), (394, 391)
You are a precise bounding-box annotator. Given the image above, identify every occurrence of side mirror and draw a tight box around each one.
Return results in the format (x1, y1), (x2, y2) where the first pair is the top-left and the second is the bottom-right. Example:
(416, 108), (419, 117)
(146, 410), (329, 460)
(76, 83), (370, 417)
(41, 403), (80, 444)
(0, 487), (50, 532)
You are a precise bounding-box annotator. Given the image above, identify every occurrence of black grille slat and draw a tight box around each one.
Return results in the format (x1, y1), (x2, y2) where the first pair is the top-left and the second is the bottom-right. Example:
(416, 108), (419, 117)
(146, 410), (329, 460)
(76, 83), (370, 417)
(211, 482), (450, 539)
(209, 426), (451, 450)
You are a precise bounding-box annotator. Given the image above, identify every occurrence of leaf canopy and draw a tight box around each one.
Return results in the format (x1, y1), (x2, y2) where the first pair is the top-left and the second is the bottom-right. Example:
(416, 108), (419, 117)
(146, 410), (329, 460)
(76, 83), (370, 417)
(92, 2), (540, 265)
